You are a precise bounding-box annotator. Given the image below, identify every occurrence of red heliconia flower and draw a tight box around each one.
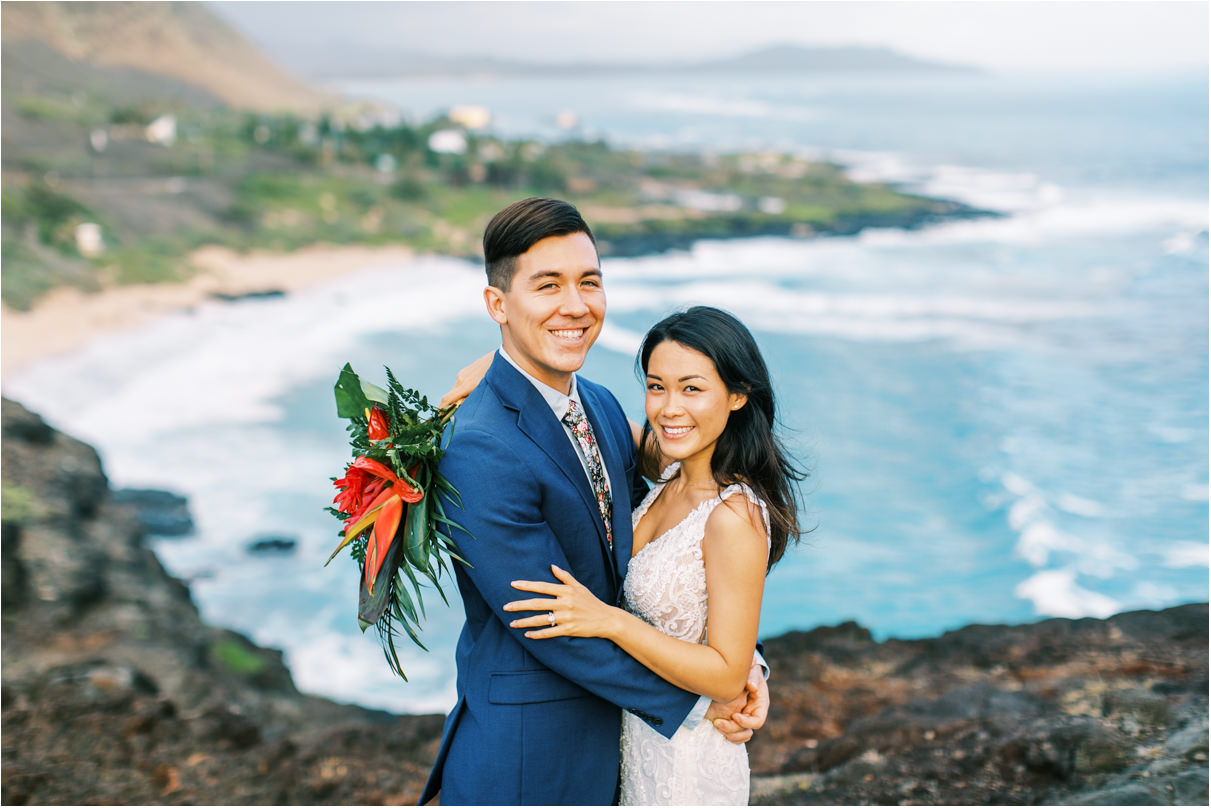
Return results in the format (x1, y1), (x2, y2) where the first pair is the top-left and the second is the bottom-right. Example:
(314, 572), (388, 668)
(366, 405), (390, 442)
(327, 456), (426, 593)
(332, 464), (372, 515)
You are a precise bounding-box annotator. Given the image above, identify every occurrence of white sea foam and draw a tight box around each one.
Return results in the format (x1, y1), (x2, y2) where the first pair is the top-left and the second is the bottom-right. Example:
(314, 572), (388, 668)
(1001, 472), (1034, 497)
(1003, 470), (1137, 580)
(1130, 581), (1181, 606)
(1056, 494), (1106, 517)
(288, 630), (457, 713)
(1015, 522), (1077, 567)
(596, 322), (645, 356)
(1162, 229), (1207, 255)
(1161, 541), (1209, 569)
(5, 257), (484, 450)
(1014, 569), (1121, 619)
(838, 151), (1062, 214)
(1180, 484), (1209, 502)
(851, 197), (1209, 252)
(602, 278), (1109, 349)
(1147, 424), (1197, 444)
(654, 280), (1103, 321)
(1008, 493), (1046, 531)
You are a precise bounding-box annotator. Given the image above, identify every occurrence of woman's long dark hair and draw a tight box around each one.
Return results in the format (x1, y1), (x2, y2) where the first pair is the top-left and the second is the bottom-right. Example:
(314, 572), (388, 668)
(637, 306), (806, 570)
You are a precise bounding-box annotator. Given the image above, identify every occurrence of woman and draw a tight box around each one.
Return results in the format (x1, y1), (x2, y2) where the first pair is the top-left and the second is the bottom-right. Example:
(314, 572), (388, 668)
(503, 306), (804, 805)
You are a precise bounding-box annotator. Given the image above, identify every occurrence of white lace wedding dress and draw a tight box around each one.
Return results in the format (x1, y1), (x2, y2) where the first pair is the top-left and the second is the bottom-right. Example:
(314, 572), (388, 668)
(619, 463), (770, 806)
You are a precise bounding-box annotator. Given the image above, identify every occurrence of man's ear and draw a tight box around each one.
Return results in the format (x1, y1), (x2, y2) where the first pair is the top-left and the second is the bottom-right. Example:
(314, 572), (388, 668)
(484, 286), (508, 325)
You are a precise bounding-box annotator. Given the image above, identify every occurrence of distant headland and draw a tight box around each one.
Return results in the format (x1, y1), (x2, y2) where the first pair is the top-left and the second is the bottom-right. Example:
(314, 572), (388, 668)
(311, 43), (980, 81)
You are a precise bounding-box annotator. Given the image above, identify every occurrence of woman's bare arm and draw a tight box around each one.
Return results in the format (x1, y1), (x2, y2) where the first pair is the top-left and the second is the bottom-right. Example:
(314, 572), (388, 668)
(505, 494), (768, 702)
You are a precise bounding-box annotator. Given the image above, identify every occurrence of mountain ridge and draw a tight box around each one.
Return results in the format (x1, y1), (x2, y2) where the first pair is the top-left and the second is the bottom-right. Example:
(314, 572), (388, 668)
(286, 41), (977, 80)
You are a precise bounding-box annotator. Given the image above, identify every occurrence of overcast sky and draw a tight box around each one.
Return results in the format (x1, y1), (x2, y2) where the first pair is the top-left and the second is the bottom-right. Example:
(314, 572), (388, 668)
(209, 1), (1209, 76)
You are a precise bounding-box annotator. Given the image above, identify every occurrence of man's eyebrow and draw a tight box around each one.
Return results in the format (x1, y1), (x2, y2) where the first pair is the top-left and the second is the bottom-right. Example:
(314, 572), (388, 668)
(525, 268), (601, 282)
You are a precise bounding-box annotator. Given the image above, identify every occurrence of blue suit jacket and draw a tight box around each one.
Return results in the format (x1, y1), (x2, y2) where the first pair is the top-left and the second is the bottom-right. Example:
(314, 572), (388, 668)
(420, 355), (699, 806)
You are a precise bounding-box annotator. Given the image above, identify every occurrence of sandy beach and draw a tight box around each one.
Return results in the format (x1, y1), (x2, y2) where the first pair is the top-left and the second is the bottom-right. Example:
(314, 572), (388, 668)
(1, 243), (418, 376)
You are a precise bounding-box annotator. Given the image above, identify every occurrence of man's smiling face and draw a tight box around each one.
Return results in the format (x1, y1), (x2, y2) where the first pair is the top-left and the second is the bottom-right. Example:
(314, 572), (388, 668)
(486, 231), (605, 394)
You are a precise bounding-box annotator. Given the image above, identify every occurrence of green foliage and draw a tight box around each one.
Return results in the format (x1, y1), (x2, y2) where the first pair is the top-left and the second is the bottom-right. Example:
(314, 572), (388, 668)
(390, 176), (427, 201)
(3, 181), (97, 252)
(18, 95), (81, 123)
(1, 232), (102, 310)
(0, 256), (53, 311)
(211, 638), (267, 676)
(1, 484), (44, 523)
(102, 239), (185, 285)
(2, 97), (955, 309)
(328, 364), (468, 680)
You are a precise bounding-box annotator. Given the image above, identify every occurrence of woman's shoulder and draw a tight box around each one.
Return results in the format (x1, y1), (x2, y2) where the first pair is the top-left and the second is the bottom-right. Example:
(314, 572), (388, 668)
(707, 481), (771, 544)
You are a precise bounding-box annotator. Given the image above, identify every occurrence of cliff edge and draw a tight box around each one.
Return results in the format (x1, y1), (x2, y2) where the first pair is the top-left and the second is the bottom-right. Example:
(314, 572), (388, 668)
(1, 397), (1206, 805)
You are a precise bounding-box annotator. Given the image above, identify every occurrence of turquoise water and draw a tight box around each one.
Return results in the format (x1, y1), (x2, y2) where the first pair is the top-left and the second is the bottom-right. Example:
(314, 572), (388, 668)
(7, 71), (1206, 713)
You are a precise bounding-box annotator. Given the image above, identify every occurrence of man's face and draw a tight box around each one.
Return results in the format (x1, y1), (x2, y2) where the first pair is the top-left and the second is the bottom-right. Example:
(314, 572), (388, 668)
(485, 232), (605, 394)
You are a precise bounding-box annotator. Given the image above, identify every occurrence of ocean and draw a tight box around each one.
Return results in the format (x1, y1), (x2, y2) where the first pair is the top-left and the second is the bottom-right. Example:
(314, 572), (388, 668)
(6, 69), (1206, 714)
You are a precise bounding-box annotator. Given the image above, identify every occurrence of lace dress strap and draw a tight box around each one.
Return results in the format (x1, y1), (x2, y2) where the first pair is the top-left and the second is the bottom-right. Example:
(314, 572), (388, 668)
(714, 483), (772, 549)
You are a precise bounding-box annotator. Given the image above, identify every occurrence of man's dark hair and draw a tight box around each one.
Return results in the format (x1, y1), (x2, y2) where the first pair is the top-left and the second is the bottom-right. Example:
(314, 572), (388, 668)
(483, 197), (596, 290)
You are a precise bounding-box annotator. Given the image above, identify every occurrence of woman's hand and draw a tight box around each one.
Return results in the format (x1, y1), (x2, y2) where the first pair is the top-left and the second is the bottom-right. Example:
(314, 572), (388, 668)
(439, 351), (494, 409)
(504, 565), (622, 640)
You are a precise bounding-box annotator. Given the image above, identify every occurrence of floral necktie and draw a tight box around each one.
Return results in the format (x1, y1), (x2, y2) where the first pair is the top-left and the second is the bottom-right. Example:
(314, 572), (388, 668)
(562, 399), (613, 549)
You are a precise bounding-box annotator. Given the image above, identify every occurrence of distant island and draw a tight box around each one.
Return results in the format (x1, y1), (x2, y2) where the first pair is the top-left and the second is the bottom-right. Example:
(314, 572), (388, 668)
(313, 42), (979, 81)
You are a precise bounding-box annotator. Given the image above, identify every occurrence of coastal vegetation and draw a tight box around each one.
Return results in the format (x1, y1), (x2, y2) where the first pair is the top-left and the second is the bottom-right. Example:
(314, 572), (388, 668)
(1, 96), (974, 310)
(0, 1), (983, 312)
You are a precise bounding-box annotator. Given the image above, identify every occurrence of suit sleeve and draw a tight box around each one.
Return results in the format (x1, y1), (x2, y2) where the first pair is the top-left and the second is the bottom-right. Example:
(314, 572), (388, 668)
(439, 426), (698, 738)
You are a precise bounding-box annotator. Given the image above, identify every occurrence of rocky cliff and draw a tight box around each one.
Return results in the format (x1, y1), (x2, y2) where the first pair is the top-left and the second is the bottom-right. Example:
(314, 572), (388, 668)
(1, 398), (442, 804)
(1, 397), (1206, 805)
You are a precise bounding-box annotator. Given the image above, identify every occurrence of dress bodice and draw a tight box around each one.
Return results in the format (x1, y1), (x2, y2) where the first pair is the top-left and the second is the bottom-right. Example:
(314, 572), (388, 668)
(623, 462), (771, 644)
(618, 463), (769, 806)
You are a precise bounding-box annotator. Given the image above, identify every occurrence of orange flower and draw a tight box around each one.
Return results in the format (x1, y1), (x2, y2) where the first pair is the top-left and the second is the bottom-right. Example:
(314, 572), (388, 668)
(327, 456), (425, 593)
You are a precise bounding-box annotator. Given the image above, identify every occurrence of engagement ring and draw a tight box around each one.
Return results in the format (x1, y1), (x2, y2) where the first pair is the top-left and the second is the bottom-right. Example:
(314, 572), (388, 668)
(547, 612), (556, 626)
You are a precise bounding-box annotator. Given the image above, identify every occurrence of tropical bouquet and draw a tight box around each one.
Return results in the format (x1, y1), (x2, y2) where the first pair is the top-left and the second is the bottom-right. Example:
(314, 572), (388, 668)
(325, 363), (466, 679)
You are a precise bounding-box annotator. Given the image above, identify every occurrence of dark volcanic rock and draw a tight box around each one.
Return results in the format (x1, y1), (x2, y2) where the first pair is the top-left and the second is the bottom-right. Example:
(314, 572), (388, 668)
(2, 396), (1206, 806)
(208, 288), (286, 302)
(112, 488), (195, 536)
(246, 534), (299, 554)
(1, 397), (444, 805)
(750, 602), (1208, 805)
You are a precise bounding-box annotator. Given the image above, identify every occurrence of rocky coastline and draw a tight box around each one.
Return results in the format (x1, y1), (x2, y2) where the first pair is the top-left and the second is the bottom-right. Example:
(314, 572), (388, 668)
(2, 397), (1206, 805)
(590, 198), (994, 258)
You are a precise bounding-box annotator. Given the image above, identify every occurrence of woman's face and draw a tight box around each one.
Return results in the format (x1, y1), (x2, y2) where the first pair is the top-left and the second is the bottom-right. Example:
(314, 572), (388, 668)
(644, 340), (747, 466)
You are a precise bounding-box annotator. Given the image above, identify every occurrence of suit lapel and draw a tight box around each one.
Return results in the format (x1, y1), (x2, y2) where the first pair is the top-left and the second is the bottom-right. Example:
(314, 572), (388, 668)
(488, 359), (617, 581)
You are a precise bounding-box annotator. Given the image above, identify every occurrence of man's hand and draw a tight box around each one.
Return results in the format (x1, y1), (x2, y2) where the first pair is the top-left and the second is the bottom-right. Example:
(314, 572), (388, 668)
(705, 663), (769, 744)
(439, 352), (494, 409)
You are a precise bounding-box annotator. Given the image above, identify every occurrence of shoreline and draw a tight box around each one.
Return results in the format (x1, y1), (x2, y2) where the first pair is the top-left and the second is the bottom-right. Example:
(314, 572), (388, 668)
(1, 199), (997, 378)
(1, 243), (419, 377)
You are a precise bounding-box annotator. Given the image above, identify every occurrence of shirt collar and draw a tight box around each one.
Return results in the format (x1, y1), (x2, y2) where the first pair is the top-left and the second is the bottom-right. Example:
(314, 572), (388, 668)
(498, 347), (581, 421)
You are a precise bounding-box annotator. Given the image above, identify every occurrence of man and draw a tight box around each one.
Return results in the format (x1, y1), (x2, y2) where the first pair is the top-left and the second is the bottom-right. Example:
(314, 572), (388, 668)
(420, 198), (766, 806)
